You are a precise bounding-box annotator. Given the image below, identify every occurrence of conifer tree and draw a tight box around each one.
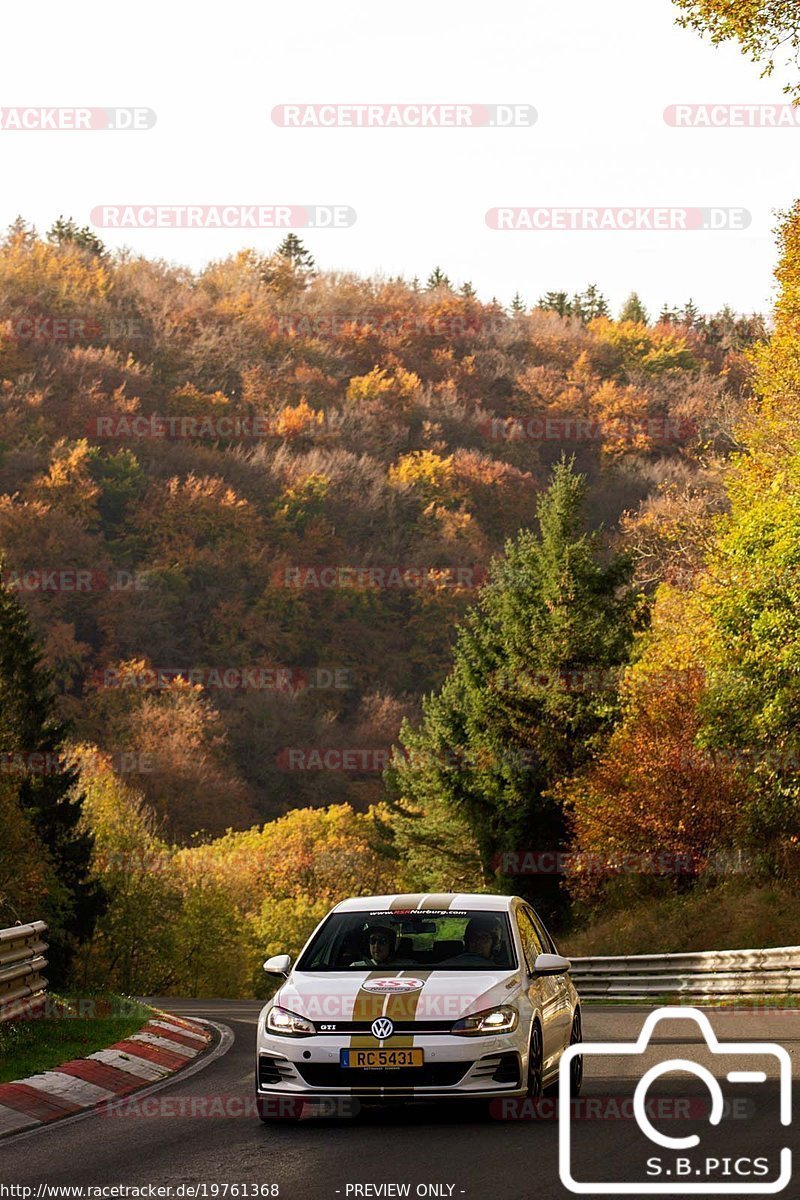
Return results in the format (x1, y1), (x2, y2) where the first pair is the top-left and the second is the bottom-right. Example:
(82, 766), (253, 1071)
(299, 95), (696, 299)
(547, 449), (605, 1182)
(274, 233), (315, 272)
(538, 291), (572, 317)
(426, 267), (451, 290)
(572, 284), (610, 322)
(387, 458), (636, 920)
(619, 292), (649, 324)
(0, 567), (102, 981)
(47, 215), (106, 257)
(681, 298), (702, 327)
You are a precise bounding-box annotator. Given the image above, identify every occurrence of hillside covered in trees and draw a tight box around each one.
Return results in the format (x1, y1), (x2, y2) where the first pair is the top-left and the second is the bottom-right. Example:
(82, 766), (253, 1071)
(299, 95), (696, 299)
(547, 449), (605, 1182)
(0, 222), (762, 837)
(4, 212), (798, 996)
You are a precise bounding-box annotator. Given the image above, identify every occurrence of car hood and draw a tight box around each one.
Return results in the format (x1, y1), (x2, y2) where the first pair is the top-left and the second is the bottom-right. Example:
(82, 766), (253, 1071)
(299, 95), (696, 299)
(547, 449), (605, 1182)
(273, 969), (521, 1025)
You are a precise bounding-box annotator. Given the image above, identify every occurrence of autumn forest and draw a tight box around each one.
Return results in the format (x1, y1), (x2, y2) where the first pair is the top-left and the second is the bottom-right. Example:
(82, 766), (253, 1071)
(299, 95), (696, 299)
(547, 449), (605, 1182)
(1, 205), (799, 996)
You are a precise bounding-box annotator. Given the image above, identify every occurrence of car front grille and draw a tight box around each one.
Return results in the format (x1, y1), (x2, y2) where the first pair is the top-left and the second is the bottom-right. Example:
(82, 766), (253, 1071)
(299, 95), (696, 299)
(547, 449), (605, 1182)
(471, 1052), (521, 1085)
(295, 1062), (469, 1089)
(313, 1021), (455, 1034)
(258, 1055), (296, 1086)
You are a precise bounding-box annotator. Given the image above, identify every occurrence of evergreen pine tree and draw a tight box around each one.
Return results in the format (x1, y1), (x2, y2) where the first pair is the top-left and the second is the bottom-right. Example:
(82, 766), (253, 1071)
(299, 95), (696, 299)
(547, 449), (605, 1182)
(5, 216), (36, 247)
(681, 298), (701, 327)
(619, 292), (649, 324)
(0, 567), (102, 981)
(572, 284), (610, 322)
(47, 216), (106, 257)
(387, 458), (636, 921)
(274, 233), (315, 272)
(538, 291), (572, 317)
(510, 291), (526, 315)
(426, 267), (452, 291)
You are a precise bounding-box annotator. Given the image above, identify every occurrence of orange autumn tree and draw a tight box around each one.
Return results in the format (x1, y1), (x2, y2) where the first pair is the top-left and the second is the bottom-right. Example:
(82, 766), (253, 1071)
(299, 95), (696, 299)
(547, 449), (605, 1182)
(561, 586), (748, 903)
(173, 804), (402, 990)
(673, 0), (800, 97)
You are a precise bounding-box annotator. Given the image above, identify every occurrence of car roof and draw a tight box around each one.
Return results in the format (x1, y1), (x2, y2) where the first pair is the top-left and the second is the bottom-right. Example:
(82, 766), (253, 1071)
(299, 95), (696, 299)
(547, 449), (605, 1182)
(332, 893), (516, 913)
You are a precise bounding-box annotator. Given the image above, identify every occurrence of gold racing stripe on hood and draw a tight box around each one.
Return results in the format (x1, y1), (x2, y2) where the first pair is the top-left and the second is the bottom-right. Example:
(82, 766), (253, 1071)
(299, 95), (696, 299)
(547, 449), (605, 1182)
(349, 970), (433, 1049)
(419, 894), (455, 910)
(388, 894), (455, 911)
(350, 970), (388, 1024)
(389, 894), (425, 910)
(347, 896), (455, 1051)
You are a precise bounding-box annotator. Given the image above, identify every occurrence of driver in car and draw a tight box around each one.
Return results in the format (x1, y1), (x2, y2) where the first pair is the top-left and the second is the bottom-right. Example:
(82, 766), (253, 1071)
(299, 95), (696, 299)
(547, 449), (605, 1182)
(349, 924), (400, 967)
(442, 915), (502, 965)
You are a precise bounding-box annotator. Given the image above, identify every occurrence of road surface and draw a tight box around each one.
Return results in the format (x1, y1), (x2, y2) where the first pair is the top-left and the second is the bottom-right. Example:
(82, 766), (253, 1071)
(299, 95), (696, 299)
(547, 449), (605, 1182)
(0, 1001), (797, 1199)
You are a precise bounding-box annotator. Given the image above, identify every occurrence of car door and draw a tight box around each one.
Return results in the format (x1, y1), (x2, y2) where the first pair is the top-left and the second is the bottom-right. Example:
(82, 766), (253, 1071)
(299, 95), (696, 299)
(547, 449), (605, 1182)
(515, 906), (562, 1075)
(526, 906), (573, 1052)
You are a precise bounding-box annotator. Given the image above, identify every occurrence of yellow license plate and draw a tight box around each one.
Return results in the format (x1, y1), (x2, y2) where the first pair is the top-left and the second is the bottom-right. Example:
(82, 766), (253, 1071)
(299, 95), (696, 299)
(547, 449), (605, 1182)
(340, 1048), (424, 1068)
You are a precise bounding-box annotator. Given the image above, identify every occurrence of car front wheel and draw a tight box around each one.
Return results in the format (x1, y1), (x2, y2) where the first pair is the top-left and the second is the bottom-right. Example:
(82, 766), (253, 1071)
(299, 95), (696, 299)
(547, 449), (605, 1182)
(525, 1020), (543, 1100)
(569, 1008), (583, 1097)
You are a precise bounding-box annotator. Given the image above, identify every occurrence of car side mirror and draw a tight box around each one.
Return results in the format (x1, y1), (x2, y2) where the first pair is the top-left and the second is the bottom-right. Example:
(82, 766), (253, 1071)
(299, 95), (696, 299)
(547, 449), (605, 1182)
(263, 953), (292, 977)
(533, 952), (571, 976)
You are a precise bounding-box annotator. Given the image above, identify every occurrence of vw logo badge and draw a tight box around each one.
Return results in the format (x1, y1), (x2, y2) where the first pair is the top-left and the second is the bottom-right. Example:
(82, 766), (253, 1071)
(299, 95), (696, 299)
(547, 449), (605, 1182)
(371, 1017), (394, 1040)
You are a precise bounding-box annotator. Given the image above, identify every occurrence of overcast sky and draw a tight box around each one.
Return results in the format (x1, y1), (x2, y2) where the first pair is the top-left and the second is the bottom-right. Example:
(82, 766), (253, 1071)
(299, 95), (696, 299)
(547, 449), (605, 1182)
(1, 0), (796, 316)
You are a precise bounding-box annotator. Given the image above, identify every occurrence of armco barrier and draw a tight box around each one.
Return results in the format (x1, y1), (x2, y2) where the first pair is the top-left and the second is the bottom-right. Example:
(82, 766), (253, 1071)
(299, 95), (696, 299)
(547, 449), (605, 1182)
(569, 945), (800, 998)
(0, 921), (48, 1021)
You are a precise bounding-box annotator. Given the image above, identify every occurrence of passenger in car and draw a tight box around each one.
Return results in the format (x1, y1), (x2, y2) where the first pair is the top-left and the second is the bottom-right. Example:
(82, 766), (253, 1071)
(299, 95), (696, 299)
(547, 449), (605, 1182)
(441, 916), (502, 965)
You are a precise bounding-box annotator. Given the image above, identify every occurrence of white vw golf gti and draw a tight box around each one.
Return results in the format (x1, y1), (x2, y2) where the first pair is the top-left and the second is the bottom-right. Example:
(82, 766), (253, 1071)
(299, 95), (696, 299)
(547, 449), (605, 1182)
(256, 893), (582, 1116)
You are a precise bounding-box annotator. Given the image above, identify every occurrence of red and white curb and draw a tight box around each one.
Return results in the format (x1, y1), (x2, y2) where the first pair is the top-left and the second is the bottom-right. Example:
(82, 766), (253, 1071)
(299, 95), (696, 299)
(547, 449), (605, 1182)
(0, 1013), (213, 1138)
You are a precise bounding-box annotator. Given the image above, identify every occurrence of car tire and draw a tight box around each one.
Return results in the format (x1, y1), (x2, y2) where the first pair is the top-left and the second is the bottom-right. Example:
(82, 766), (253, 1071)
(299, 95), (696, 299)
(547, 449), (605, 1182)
(568, 1008), (583, 1098)
(525, 1019), (544, 1101)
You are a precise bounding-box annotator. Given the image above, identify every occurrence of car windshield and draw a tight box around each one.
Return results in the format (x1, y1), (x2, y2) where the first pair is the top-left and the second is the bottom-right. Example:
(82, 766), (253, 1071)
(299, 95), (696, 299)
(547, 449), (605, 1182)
(296, 908), (517, 971)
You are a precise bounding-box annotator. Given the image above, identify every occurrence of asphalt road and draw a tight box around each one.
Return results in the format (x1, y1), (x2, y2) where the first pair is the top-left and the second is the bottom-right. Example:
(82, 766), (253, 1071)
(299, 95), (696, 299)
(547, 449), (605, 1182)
(0, 1001), (797, 1200)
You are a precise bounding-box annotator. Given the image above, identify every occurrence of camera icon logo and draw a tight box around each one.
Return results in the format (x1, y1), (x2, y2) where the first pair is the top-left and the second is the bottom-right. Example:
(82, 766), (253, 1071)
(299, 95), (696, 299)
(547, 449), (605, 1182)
(559, 1006), (792, 1194)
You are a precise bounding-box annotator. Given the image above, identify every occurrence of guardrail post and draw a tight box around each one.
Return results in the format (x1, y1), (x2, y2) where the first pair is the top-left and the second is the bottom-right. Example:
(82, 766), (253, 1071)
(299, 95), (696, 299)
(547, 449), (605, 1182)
(0, 921), (49, 1022)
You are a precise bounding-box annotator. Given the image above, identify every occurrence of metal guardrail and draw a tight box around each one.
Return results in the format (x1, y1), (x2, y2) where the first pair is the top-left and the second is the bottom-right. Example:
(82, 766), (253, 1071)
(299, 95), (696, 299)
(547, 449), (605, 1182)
(569, 945), (800, 998)
(0, 921), (48, 1022)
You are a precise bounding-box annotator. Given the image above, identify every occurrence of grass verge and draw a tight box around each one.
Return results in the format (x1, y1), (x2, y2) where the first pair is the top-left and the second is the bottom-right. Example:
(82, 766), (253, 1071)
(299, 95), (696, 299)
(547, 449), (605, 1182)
(562, 879), (800, 958)
(0, 994), (154, 1085)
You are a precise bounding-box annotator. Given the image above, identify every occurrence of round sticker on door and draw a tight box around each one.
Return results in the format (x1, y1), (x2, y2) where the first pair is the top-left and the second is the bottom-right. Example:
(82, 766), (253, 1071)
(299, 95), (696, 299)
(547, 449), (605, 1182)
(361, 977), (425, 994)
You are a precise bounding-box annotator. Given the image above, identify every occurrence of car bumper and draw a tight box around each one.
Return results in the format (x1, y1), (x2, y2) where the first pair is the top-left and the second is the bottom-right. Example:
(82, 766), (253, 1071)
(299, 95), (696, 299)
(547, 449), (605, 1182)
(256, 1033), (525, 1099)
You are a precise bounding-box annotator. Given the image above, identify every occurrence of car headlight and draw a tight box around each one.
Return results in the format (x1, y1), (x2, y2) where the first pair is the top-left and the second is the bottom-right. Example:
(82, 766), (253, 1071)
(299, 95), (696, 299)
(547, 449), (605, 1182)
(452, 1005), (518, 1036)
(266, 1005), (316, 1037)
